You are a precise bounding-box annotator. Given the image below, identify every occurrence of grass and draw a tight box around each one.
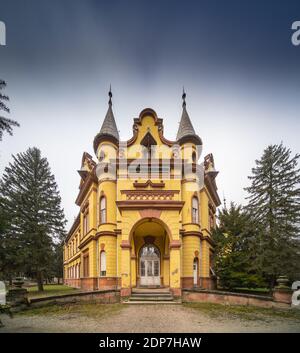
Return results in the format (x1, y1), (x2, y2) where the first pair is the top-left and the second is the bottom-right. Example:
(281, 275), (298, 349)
(17, 302), (123, 318)
(27, 284), (79, 299)
(184, 302), (300, 322)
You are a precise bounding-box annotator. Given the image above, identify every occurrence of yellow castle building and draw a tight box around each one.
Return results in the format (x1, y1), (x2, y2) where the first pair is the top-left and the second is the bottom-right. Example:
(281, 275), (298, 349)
(64, 90), (221, 297)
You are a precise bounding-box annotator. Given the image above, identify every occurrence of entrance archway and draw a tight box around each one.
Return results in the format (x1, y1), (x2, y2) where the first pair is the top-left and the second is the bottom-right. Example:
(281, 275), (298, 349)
(129, 218), (170, 288)
(139, 244), (160, 286)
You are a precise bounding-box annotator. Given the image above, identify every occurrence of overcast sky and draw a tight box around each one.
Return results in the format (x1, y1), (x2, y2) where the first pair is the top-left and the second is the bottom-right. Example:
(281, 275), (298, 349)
(1, 0), (300, 228)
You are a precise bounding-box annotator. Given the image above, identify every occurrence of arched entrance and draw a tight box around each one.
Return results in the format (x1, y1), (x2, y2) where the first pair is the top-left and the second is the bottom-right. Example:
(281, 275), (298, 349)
(140, 244), (160, 286)
(129, 218), (171, 288)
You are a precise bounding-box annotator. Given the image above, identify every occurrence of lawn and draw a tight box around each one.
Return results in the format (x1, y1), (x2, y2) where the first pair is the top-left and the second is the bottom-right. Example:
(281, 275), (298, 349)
(17, 303), (124, 318)
(27, 284), (79, 299)
(183, 302), (300, 322)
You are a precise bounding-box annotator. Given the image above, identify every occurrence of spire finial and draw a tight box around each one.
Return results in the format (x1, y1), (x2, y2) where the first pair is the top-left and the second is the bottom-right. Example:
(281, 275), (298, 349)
(108, 84), (112, 106)
(182, 86), (186, 108)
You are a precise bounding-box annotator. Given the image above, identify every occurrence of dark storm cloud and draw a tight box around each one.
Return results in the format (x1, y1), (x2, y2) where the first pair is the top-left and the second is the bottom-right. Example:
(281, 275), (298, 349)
(1, 0), (300, 80)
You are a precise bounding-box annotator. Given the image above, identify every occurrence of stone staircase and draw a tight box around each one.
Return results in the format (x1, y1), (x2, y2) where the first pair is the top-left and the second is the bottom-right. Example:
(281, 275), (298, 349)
(124, 287), (181, 304)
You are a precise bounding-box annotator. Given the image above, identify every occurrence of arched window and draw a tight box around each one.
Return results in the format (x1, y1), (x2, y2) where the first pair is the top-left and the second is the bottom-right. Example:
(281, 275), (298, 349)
(192, 151), (197, 163)
(192, 196), (199, 224)
(193, 258), (199, 286)
(100, 196), (106, 224)
(99, 150), (105, 162)
(100, 251), (106, 276)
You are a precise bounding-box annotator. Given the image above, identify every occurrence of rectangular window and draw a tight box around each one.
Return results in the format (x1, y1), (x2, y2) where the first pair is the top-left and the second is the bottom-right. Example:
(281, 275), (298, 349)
(192, 208), (198, 223)
(100, 251), (106, 276)
(83, 210), (89, 235)
(100, 209), (106, 224)
(83, 254), (89, 277)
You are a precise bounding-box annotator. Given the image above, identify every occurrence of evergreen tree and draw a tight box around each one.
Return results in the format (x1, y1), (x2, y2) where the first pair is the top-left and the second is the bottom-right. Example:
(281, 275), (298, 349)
(0, 201), (21, 283)
(0, 80), (19, 140)
(245, 143), (300, 287)
(0, 147), (66, 290)
(50, 242), (64, 284)
(213, 202), (265, 289)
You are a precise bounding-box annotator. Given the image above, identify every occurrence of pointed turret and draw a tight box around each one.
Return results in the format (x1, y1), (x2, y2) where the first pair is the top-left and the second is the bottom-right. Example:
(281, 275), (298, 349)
(176, 89), (202, 145)
(93, 87), (119, 153)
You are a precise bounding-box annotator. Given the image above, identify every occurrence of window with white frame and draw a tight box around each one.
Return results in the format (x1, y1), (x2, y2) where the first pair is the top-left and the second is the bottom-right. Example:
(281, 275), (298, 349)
(192, 196), (199, 224)
(100, 251), (106, 276)
(100, 196), (106, 224)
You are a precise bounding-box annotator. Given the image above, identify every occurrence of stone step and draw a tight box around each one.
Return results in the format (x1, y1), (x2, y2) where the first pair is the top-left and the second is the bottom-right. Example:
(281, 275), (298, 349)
(126, 287), (177, 305)
(124, 301), (181, 305)
(132, 286), (169, 290)
(129, 296), (174, 301)
(131, 289), (171, 294)
(131, 292), (172, 297)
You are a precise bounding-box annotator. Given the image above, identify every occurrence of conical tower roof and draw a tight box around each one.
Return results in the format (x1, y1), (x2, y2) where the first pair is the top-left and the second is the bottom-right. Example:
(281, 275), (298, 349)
(93, 87), (119, 153)
(99, 102), (119, 140)
(176, 89), (202, 145)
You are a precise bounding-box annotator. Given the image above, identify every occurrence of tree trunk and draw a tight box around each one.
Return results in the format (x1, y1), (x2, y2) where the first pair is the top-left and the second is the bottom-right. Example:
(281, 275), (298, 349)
(37, 270), (44, 291)
(270, 277), (276, 290)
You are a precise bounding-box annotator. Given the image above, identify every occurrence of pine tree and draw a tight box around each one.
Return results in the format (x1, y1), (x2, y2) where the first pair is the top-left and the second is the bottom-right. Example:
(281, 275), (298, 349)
(0, 147), (66, 290)
(245, 143), (300, 287)
(51, 241), (64, 284)
(0, 79), (19, 140)
(213, 202), (265, 289)
(0, 200), (21, 283)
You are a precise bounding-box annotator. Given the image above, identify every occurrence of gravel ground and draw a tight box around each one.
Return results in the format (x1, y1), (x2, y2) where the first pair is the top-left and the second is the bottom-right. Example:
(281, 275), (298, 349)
(1, 304), (300, 333)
